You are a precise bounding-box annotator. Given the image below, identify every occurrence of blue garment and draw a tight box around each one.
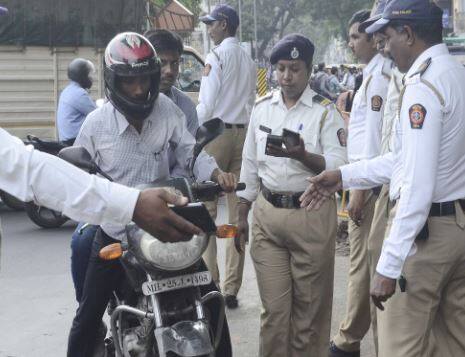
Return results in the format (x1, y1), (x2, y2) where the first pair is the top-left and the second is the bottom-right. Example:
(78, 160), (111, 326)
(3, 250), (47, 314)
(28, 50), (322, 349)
(167, 86), (200, 177)
(168, 86), (199, 137)
(57, 81), (96, 141)
(70, 223), (98, 302)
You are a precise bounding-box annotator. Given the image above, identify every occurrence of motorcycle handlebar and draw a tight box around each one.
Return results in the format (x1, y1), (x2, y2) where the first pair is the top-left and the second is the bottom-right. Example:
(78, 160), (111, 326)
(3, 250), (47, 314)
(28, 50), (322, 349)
(191, 182), (246, 200)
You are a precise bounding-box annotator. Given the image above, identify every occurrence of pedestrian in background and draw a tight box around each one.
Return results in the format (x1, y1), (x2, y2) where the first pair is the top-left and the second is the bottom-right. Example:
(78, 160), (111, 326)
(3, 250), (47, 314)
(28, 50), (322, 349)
(197, 3), (257, 309)
(57, 58), (96, 145)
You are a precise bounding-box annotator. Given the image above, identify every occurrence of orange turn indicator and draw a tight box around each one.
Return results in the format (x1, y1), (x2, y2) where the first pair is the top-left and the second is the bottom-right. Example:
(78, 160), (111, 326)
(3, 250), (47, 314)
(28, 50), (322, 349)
(216, 224), (237, 239)
(99, 243), (123, 260)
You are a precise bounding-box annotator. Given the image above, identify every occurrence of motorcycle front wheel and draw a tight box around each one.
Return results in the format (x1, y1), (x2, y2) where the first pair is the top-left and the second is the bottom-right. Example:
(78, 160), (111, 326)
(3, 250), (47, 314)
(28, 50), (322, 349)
(24, 202), (69, 228)
(0, 191), (25, 211)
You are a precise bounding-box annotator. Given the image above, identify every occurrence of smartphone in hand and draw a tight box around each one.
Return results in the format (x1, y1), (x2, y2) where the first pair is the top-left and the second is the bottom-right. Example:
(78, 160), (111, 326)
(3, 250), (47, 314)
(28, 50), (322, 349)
(282, 128), (301, 147)
(265, 134), (284, 156)
(171, 202), (216, 233)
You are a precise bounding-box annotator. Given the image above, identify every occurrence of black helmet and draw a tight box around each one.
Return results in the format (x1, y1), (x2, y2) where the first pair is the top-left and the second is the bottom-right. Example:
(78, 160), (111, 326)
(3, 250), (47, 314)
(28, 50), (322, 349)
(68, 58), (95, 89)
(104, 32), (161, 121)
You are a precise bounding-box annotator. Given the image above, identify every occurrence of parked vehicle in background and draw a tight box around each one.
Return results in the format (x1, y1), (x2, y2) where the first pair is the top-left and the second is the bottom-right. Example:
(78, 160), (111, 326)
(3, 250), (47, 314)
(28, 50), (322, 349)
(176, 46), (204, 103)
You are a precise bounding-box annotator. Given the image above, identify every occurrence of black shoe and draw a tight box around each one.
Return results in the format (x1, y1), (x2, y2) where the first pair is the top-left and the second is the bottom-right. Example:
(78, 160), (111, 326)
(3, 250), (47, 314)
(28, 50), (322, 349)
(224, 294), (238, 309)
(329, 341), (360, 357)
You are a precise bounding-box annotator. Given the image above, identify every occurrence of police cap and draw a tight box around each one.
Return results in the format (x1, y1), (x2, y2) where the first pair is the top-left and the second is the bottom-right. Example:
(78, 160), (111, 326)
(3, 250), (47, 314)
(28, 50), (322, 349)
(199, 4), (239, 30)
(270, 34), (315, 66)
(359, 0), (389, 32)
(366, 0), (443, 34)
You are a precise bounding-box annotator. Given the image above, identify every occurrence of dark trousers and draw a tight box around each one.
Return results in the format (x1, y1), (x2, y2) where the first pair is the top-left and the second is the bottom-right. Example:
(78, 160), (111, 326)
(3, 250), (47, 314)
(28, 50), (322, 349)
(67, 228), (232, 357)
(68, 228), (123, 357)
(62, 138), (76, 146)
(70, 223), (98, 302)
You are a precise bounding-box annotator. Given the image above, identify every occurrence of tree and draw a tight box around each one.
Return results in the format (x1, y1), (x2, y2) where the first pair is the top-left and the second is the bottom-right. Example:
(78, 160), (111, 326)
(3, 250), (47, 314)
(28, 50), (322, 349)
(228, 0), (373, 61)
(228, 0), (305, 60)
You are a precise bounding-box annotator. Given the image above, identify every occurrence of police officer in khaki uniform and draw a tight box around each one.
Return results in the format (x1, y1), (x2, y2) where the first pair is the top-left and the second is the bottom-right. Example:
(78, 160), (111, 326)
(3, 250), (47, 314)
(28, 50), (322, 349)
(360, 9), (403, 353)
(236, 34), (347, 357)
(197, 4), (257, 308)
(330, 7), (391, 357)
(301, 1), (465, 355)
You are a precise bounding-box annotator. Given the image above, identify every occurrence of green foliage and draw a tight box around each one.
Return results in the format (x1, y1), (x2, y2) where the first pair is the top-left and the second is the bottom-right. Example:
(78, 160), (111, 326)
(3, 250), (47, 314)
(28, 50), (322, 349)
(226, 0), (373, 61)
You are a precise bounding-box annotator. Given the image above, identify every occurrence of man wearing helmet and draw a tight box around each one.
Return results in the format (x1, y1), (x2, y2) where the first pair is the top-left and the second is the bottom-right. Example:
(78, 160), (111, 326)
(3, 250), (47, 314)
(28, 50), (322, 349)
(57, 58), (97, 145)
(67, 32), (236, 357)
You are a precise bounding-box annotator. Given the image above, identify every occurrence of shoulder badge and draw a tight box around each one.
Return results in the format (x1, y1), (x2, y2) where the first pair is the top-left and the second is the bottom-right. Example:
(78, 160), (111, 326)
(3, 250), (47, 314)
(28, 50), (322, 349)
(371, 95), (383, 112)
(312, 94), (332, 107)
(255, 92), (273, 105)
(337, 128), (347, 147)
(409, 104), (427, 129)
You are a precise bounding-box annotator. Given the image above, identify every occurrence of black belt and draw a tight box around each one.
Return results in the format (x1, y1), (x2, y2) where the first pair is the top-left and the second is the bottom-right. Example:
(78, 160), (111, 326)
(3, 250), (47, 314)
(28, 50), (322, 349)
(390, 199), (465, 217)
(224, 123), (245, 129)
(261, 185), (303, 209)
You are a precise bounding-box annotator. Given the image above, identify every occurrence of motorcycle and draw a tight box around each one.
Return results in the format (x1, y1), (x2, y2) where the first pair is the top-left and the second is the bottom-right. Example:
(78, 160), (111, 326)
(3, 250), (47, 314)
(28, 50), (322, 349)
(22, 135), (70, 228)
(58, 118), (243, 357)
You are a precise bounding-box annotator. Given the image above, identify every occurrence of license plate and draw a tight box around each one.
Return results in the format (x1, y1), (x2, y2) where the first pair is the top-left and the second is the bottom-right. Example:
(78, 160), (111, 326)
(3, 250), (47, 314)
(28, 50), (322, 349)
(142, 271), (212, 296)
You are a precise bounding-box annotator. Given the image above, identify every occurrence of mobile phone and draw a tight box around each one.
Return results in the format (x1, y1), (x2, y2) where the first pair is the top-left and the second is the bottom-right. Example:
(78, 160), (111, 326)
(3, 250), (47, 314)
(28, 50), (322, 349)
(171, 202), (217, 233)
(282, 128), (301, 147)
(265, 134), (284, 156)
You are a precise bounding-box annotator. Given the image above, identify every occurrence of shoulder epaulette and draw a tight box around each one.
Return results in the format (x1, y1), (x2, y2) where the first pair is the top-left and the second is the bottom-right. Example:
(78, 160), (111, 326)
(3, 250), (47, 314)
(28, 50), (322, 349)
(409, 57), (432, 78)
(312, 94), (332, 107)
(255, 92), (273, 105)
(381, 60), (393, 80)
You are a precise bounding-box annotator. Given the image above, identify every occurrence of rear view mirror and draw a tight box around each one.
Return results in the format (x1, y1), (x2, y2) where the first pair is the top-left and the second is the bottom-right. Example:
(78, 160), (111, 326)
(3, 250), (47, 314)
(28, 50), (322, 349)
(58, 146), (113, 181)
(194, 118), (224, 155)
(58, 146), (94, 172)
(190, 118), (225, 175)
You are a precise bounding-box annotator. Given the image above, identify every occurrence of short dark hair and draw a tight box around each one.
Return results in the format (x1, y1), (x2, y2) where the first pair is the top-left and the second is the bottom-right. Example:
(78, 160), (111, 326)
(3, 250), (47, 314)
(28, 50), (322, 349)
(388, 19), (443, 46)
(331, 66), (338, 75)
(143, 29), (184, 56)
(225, 20), (238, 37)
(318, 62), (325, 71)
(349, 10), (371, 29)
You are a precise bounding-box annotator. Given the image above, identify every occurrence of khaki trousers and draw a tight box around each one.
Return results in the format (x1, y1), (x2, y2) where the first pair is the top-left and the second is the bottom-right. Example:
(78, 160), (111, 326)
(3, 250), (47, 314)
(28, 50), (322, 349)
(202, 126), (246, 296)
(333, 191), (377, 352)
(377, 201), (465, 357)
(366, 185), (391, 355)
(251, 193), (337, 357)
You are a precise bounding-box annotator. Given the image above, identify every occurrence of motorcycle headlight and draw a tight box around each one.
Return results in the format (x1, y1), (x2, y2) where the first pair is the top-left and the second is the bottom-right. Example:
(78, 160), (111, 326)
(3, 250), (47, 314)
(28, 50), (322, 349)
(133, 228), (209, 271)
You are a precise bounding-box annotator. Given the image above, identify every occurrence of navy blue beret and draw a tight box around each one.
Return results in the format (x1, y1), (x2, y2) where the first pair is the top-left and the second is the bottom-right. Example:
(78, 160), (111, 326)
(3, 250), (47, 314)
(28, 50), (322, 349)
(270, 34), (315, 65)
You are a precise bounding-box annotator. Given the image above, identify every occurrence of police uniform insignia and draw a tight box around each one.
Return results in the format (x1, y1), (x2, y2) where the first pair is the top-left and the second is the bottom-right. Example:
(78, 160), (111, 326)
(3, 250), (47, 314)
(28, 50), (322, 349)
(203, 64), (212, 77)
(337, 128), (347, 147)
(409, 104), (427, 129)
(371, 95), (383, 112)
(255, 91), (273, 105)
(290, 47), (299, 59)
(312, 94), (331, 107)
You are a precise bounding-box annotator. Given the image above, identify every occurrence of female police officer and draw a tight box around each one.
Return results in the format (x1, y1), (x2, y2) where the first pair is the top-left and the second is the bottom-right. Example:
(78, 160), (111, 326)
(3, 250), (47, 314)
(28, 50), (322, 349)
(235, 34), (347, 357)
